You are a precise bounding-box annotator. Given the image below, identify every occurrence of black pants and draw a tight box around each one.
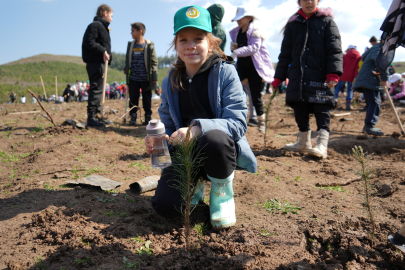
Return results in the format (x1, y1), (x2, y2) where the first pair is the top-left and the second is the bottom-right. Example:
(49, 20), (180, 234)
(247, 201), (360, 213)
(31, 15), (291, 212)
(86, 62), (104, 117)
(128, 80), (152, 116)
(151, 130), (237, 219)
(292, 102), (331, 132)
(237, 66), (264, 116)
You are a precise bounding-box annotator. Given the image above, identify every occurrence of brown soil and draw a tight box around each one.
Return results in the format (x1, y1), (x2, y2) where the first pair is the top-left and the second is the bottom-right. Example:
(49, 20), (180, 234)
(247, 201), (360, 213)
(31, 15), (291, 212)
(1, 95), (404, 270)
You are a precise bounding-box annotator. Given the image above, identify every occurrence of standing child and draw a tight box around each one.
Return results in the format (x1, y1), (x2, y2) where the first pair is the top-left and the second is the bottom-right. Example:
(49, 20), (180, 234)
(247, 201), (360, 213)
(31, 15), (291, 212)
(124, 23), (158, 126)
(229, 6), (275, 133)
(271, 0), (343, 159)
(145, 5), (256, 229)
(82, 4), (113, 127)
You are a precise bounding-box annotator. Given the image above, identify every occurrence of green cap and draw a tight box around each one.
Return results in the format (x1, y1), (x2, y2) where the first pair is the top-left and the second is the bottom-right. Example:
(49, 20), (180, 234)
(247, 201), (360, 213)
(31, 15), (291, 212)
(173, 5), (212, 35)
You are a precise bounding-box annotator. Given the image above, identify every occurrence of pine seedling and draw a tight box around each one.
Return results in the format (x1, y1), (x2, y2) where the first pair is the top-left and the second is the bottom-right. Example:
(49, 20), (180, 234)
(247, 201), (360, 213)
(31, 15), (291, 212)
(264, 89), (278, 148)
(169, 123), (205, 251)
(352, 146), (376, 245)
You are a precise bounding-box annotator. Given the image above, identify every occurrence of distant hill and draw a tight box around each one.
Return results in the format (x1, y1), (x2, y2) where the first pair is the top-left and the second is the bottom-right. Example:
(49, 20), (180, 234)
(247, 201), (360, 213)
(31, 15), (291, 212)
(3, 54), (86, 66)
(0, 54), (170, 103)
(0, 54), (126, 103)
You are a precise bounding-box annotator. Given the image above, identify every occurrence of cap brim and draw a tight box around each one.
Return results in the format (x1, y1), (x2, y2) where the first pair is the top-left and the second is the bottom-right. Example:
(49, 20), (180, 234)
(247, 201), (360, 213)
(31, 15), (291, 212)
(232, 14), (257, 22)
(174, 25), (211, 35)
(231, 14), (245, 22)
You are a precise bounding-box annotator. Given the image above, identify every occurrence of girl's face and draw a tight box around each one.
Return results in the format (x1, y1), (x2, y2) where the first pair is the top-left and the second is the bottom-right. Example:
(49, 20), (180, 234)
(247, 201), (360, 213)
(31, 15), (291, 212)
(237, 17), (251, 30)
(298, 0), (320, 16)
(176, 28), (212, 70)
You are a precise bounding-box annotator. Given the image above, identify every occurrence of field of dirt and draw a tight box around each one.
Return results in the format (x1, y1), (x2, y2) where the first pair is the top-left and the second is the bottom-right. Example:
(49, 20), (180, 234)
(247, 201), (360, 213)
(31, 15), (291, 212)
(1, 94), (405, 270)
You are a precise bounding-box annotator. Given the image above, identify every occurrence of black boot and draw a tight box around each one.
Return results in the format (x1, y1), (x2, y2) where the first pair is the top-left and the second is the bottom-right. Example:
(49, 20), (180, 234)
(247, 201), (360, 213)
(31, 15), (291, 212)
(346, 100), (353, 110)
(129, 113), (137, 126)
(87, 109), (105, 127)
(142, 115), (151, 126)
(101, 117), (113, 125)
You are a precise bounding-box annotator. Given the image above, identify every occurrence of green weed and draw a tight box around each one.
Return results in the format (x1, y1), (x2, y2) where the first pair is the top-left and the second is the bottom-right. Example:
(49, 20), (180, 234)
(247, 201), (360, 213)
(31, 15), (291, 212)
(122, 257), (141, 269)
(80, 237), (91, 246)
(128, 162), (151, 170)
(135, 240), (154, 256)
(314, 185), (349, 193)
(35, 256), (45, 269)
(125, 194), (136, 203)
(292, 176), (306, 182)
(193, 222), (208, 237)
(75, 257), (91, 264)
(275, 176), (281, 182)
(258, 228), (278, 237)
(59, 184), (69, 189)
(43, 183), (55, 192)
(260, 199), (302, 214)
(128, 235), (143, 243)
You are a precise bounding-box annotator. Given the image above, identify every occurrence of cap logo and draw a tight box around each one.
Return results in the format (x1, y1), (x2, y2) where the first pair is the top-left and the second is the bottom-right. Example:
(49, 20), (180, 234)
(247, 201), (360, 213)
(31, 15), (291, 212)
(186, 7), (200, 19)
(236, 8), (239, 14)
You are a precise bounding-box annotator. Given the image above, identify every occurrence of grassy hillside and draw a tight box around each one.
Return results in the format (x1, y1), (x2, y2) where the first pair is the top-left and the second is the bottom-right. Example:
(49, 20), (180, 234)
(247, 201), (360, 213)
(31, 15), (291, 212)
(0, 53), (171, 103)
(4, 54), (86, 66)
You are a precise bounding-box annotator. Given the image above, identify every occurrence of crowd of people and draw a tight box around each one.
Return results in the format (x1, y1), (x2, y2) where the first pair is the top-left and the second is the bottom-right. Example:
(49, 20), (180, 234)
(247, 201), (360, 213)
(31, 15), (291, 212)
(7, 1), (399, 232)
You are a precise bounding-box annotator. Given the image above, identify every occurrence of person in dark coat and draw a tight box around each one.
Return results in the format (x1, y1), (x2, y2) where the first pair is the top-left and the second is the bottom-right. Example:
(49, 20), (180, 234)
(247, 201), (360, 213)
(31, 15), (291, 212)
(82, 4), (113, 127)
(353, 40), (388, 136)
(207, 4), (227, 52)
(62, 84), (71, 103)
(271, 1), (343, 159)
(334, 45), (361, 110)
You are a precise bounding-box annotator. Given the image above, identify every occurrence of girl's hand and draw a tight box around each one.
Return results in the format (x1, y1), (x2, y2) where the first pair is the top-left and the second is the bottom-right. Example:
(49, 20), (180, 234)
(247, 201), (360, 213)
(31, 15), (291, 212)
(169, 126), (202, 146)
(327, 81), (337, 88)
(145, 134), (170, 155)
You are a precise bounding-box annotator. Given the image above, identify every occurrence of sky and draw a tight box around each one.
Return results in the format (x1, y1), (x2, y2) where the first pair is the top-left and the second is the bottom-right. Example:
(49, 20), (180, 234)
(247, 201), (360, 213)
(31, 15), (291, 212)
(0, 0), (397, 66)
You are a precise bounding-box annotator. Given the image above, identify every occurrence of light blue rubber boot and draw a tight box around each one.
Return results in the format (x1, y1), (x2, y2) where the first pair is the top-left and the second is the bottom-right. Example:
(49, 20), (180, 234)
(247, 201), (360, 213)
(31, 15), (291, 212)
(190, 179), (205, 207)
(208, 172), (236, 229)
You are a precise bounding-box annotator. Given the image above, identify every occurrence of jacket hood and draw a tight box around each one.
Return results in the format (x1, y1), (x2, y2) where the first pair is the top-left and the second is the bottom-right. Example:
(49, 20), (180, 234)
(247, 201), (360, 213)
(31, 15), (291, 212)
(93, 16), (110, 27)
(346, 49), (360, 59)
(288, 7), (334, 23)
(207, 4), (225, 26)
(194, 54), (224, 76)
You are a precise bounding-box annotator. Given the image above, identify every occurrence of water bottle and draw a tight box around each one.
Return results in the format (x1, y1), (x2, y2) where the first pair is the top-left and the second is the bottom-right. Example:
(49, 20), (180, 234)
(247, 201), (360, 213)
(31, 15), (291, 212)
(146, 119), (172, 169)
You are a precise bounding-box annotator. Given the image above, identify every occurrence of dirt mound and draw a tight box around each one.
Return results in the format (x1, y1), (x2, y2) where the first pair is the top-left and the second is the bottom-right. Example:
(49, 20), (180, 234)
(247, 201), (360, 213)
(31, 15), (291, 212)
(1, 99), (405, 269)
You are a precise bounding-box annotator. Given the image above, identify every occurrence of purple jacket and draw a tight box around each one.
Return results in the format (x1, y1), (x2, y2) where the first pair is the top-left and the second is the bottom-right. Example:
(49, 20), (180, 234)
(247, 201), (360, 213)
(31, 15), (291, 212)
(230, 23), (275, 83)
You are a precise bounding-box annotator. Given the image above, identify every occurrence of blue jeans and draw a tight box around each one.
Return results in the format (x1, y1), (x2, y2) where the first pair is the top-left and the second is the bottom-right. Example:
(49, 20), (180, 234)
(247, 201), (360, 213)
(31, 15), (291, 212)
(334, 81), (353, 101)
(363, 88), (381, 126)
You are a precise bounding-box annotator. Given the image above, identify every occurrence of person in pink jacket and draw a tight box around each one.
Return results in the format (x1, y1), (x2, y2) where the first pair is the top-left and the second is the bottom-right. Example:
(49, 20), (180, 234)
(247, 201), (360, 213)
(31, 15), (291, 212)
(388, 73), (405, 100)
(229, 6), (275, 133)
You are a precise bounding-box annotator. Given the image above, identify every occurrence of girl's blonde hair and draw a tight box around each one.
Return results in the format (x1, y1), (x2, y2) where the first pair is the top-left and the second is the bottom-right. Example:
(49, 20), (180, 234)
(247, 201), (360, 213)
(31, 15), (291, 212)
(168, 32), (227, 92)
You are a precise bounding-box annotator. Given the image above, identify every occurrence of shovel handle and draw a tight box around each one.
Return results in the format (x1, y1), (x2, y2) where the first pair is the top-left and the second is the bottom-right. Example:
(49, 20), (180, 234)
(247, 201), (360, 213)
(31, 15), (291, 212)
(101, 58), (108, 107)
(383, 85), (405, 135)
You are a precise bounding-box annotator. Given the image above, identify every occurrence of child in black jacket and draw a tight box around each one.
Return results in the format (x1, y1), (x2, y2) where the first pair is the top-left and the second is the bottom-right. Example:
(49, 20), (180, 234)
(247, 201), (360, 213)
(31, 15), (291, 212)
(82, 4), (113, 127)
(271, 1), (343, 159)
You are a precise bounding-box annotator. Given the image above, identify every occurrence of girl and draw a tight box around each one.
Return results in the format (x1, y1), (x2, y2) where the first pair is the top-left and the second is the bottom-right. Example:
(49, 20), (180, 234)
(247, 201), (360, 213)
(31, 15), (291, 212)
(229, 7), (275, 133)
(145, 5), (256, 229)
(271, 0), (343, 159)
(388, 73), (405, 101)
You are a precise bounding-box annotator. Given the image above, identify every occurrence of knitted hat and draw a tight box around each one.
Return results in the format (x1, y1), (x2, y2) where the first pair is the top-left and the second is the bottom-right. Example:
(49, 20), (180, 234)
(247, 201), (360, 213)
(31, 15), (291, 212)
(369, 36), (378, 43)
(173, 5), (212, 35)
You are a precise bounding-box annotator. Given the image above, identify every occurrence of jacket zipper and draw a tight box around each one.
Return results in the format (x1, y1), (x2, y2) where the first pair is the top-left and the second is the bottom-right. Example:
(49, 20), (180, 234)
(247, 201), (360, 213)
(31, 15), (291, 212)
(188, 78), (198, 116)
(299, 20), (309, 101)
